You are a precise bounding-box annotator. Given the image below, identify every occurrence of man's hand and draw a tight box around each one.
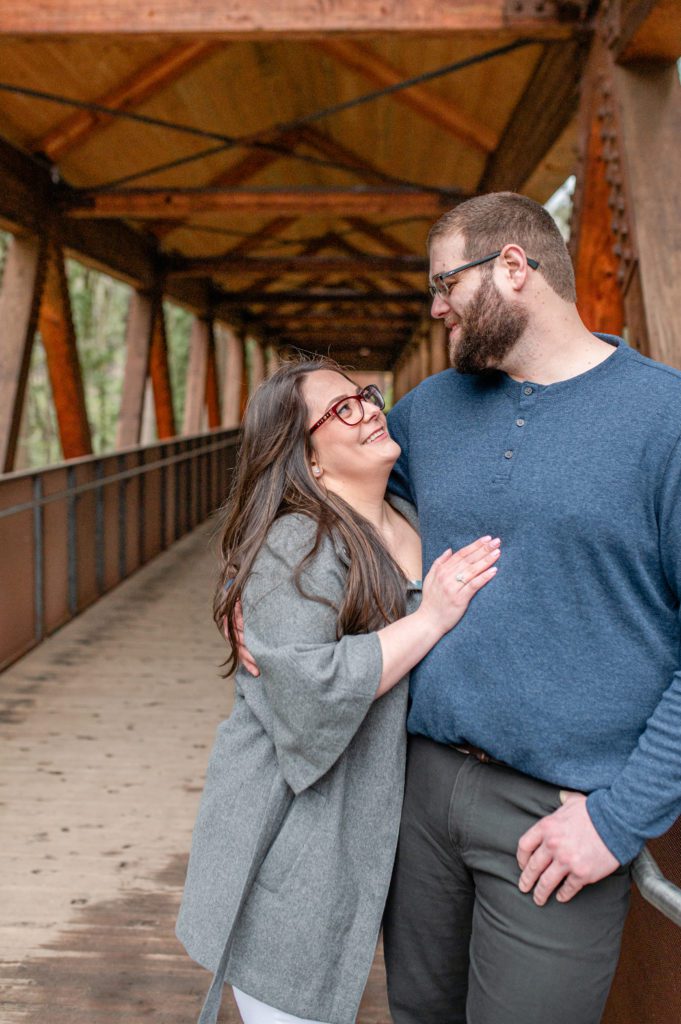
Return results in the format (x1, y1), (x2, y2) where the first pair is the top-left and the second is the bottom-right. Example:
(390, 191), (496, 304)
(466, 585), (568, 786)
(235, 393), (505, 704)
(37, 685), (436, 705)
(223, 599), (260, 677)
(516, 791), (620, 905)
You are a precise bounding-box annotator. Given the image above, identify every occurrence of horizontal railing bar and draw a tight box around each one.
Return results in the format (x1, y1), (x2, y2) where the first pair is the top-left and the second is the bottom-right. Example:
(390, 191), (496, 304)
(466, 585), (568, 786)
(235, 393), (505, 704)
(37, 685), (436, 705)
(0, 426), (240, 483)
(0, 433), (239, 522)
(633, 847), (681, 928)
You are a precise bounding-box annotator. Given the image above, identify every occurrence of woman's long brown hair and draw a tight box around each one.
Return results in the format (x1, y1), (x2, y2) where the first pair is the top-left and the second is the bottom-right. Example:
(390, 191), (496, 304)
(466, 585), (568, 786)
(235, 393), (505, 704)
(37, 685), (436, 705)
(215, 357), (407, 674)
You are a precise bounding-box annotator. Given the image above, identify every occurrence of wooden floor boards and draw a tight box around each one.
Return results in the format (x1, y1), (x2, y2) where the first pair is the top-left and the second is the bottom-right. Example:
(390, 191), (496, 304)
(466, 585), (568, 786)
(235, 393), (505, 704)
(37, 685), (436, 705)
(0, 525), (391, 1023)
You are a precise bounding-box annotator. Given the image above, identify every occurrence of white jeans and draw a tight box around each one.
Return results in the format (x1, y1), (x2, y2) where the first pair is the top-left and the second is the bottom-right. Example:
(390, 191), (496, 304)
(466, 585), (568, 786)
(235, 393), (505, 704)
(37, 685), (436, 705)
(232, 986), (329, 1024)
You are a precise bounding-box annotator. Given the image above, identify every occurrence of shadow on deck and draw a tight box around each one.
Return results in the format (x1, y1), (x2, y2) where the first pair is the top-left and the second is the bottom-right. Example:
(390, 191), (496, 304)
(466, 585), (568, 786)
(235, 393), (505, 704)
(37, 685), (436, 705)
(0, 525), (391, 1023)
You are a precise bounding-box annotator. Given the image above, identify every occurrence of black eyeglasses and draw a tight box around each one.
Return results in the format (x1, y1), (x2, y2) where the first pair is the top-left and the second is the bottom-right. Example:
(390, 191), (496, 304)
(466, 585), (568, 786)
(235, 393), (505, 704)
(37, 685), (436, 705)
(309, 384), (385, 435)
(429, 251), (540, 299)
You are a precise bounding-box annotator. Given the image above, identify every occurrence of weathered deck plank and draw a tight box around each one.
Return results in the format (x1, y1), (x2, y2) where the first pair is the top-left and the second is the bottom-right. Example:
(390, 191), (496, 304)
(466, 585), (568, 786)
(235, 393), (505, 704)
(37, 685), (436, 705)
(0, 525), (391, 1023)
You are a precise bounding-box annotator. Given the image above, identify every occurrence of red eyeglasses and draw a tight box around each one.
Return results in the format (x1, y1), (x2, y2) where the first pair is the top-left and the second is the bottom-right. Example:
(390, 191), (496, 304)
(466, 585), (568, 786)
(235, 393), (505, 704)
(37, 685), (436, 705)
(309, 385), (385, 435)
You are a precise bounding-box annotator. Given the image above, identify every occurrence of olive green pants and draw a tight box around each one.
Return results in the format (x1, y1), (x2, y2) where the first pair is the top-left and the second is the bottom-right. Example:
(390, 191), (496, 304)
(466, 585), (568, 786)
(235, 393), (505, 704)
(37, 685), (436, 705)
(383, 735), (632, 1024)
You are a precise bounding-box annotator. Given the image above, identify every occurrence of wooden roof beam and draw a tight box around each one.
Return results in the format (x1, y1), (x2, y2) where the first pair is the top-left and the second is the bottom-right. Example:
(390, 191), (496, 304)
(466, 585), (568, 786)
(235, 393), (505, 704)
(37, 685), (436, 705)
(314, 38), (498, 155)
(479, 39), (589, 194)
(153, 130), (304, 241)
(296, 125), (394, 185)
(344, 217), (418, 257)
(0, 133), (211, 316)
(215, 289), (428, 307)
(168, 253), (428, 277)
(66, 187), (455, 219)
(262, 320), (420, 331)
(604, 0), (681, 64)
(0, 2), (584, 37)
(31, 41), (224, 163)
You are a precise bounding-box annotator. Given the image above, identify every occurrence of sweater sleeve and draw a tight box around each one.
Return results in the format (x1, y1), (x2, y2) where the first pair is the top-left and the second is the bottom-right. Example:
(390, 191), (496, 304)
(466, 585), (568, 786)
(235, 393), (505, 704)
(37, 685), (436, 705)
(586, 432), (681, 864)
(240, 515), (383, 795)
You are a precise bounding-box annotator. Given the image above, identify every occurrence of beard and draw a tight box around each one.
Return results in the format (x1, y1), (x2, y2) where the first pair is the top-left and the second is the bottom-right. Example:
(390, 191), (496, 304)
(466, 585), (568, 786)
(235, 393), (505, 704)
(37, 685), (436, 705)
(449, 275), (529, 374)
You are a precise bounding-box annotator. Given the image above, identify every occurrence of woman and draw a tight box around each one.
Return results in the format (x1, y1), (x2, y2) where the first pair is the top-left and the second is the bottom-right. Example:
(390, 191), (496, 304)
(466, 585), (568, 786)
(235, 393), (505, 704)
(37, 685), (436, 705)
(176, 358), (500, 1024)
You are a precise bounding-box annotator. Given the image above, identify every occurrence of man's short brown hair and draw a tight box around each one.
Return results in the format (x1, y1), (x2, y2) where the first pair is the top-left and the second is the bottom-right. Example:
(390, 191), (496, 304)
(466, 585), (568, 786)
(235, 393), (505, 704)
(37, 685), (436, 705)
(428, 192), (576, 302)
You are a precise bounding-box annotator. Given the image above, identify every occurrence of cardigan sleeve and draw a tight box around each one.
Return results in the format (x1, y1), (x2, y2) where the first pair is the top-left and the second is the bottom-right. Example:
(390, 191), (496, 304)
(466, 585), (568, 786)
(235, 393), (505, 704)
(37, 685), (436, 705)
(239, 514), (384, 794)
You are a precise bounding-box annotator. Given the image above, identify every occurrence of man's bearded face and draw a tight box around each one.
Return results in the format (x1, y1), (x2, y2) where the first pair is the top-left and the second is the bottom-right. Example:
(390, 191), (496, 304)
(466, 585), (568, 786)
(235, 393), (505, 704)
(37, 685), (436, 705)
(450, 272), (529, 375)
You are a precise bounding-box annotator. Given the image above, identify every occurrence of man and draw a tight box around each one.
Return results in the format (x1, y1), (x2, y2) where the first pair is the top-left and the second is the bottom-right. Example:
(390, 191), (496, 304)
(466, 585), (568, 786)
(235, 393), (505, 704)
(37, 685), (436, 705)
(382, 191), (681, 1023)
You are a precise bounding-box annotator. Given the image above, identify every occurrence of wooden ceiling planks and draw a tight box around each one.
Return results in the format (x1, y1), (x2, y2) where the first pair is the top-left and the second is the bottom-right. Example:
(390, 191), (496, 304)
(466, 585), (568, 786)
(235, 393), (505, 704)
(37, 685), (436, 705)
(30, 41), (225, 162)
(313, 38), (498, 155)
(0, 7), (597, 371)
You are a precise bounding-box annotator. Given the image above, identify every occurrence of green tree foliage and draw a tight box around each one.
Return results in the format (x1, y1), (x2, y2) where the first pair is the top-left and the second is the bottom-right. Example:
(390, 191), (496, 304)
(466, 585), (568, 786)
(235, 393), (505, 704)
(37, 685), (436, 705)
(0, 229), (192, 470)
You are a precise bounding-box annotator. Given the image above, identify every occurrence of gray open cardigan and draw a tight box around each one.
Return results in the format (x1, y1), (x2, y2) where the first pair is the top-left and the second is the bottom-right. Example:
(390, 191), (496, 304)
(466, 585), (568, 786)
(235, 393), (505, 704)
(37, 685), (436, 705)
(176, 500), (420, 1024)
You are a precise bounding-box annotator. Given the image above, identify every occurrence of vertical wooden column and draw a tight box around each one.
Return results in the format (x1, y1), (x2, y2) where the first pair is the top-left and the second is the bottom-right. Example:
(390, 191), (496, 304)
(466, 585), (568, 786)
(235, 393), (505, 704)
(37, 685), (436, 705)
(118, 290), (176, 445)
(220, 324), (244, 428)
(149, 300), (176, 439)
(418, 332), (431, 382)
(391, 355), (407, 403)
(249, 335), (266, 394)
(183, 315), (210, 435)
(184, 315), (221, 433)
(0, 234), (47, 472)
(205, 321), (221, 428)
(610, 61), (681, 364)
(266, 345), (281, 379)
(430, 321), (449, 375)
(570, 47), (625, 337)
(39, 240), (92, 459)
(571, 44), (681, 363)
(117, 290), (155, 448)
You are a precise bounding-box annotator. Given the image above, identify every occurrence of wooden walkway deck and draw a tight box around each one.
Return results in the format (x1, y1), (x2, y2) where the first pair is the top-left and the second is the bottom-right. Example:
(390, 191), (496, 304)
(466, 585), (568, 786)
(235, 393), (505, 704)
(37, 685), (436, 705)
(0, 525), (391, 1024)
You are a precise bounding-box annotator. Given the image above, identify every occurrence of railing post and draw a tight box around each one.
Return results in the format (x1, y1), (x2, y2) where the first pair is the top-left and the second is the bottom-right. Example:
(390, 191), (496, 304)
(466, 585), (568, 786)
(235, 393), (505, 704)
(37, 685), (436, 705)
(159, 442), (168, 551)
(32, 475), (44, 643)
(66, 465), (78, 616)
(117, 453), (127, 581)
(95, 461), (105, 596)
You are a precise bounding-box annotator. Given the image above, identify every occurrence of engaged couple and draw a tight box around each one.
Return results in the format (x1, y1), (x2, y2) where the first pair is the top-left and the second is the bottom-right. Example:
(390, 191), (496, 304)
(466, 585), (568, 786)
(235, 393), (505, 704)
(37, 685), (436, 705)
(177, 192), (681, 1024)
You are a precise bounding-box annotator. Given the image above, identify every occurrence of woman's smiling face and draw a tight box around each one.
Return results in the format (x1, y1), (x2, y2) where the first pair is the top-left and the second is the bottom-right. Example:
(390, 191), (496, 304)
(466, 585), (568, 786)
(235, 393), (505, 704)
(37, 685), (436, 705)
(302, 369), (400, 490)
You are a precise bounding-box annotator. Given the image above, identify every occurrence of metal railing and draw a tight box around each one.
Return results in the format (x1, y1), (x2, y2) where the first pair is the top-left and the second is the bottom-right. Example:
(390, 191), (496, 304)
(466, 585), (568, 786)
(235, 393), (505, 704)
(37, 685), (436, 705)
(0, 428), (239, 672)
(4, 431), (681, 934)
(633, 846), (681, 927)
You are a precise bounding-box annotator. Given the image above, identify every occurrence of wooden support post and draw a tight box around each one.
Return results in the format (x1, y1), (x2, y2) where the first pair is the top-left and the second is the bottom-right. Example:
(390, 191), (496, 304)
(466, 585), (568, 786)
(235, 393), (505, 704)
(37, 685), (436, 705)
(149, 301), (176, 439)
(184, 315), (221, 433)
(248, 336), (266, 394)
(183, 316), (210, 435)
(38, 241), (93, 459)
(570, 49), (625, 337)
(265, 345), (281, 379)
(410, 345), (422, 390)
(418, 333), (431, 382)
(205, 321), (221, 428)
(392, 357), (408, 403)
(218, 324), (244, 428)
(0, 234), (47, 472)
(117, 290), (155, 448)
(430, 321), (448, 375)
(610, 60), (681, 364)
(571, 44), (681, 363)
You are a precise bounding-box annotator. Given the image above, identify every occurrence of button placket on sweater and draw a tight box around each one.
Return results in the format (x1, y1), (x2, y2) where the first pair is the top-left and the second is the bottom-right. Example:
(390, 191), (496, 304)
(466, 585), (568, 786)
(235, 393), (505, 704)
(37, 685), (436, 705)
(494, 383), (537, 483)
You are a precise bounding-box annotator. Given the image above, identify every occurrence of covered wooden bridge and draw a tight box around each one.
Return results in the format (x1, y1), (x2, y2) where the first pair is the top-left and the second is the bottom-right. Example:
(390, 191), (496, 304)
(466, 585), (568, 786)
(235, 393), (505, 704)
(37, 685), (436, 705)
(1, 1), (680, 1021)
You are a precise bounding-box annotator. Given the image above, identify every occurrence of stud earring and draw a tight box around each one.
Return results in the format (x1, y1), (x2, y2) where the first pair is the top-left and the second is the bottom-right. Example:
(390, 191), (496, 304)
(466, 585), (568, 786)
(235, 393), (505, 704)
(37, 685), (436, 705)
(312, 466), (322, 477)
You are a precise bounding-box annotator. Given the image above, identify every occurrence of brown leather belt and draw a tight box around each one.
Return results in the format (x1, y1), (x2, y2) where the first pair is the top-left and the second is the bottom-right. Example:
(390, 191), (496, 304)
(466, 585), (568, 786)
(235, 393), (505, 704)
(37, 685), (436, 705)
(452, 741), (507, 768)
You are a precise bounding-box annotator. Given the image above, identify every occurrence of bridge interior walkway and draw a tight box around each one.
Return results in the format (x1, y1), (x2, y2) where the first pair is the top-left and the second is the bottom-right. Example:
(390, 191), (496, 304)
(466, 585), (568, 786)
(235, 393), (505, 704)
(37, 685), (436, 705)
(0, 522), (391, 1023)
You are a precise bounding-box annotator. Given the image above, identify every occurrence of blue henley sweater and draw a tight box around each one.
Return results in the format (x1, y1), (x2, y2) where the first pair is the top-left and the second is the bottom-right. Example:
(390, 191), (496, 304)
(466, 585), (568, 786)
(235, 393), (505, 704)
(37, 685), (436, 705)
(387, 337), (681, 865)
